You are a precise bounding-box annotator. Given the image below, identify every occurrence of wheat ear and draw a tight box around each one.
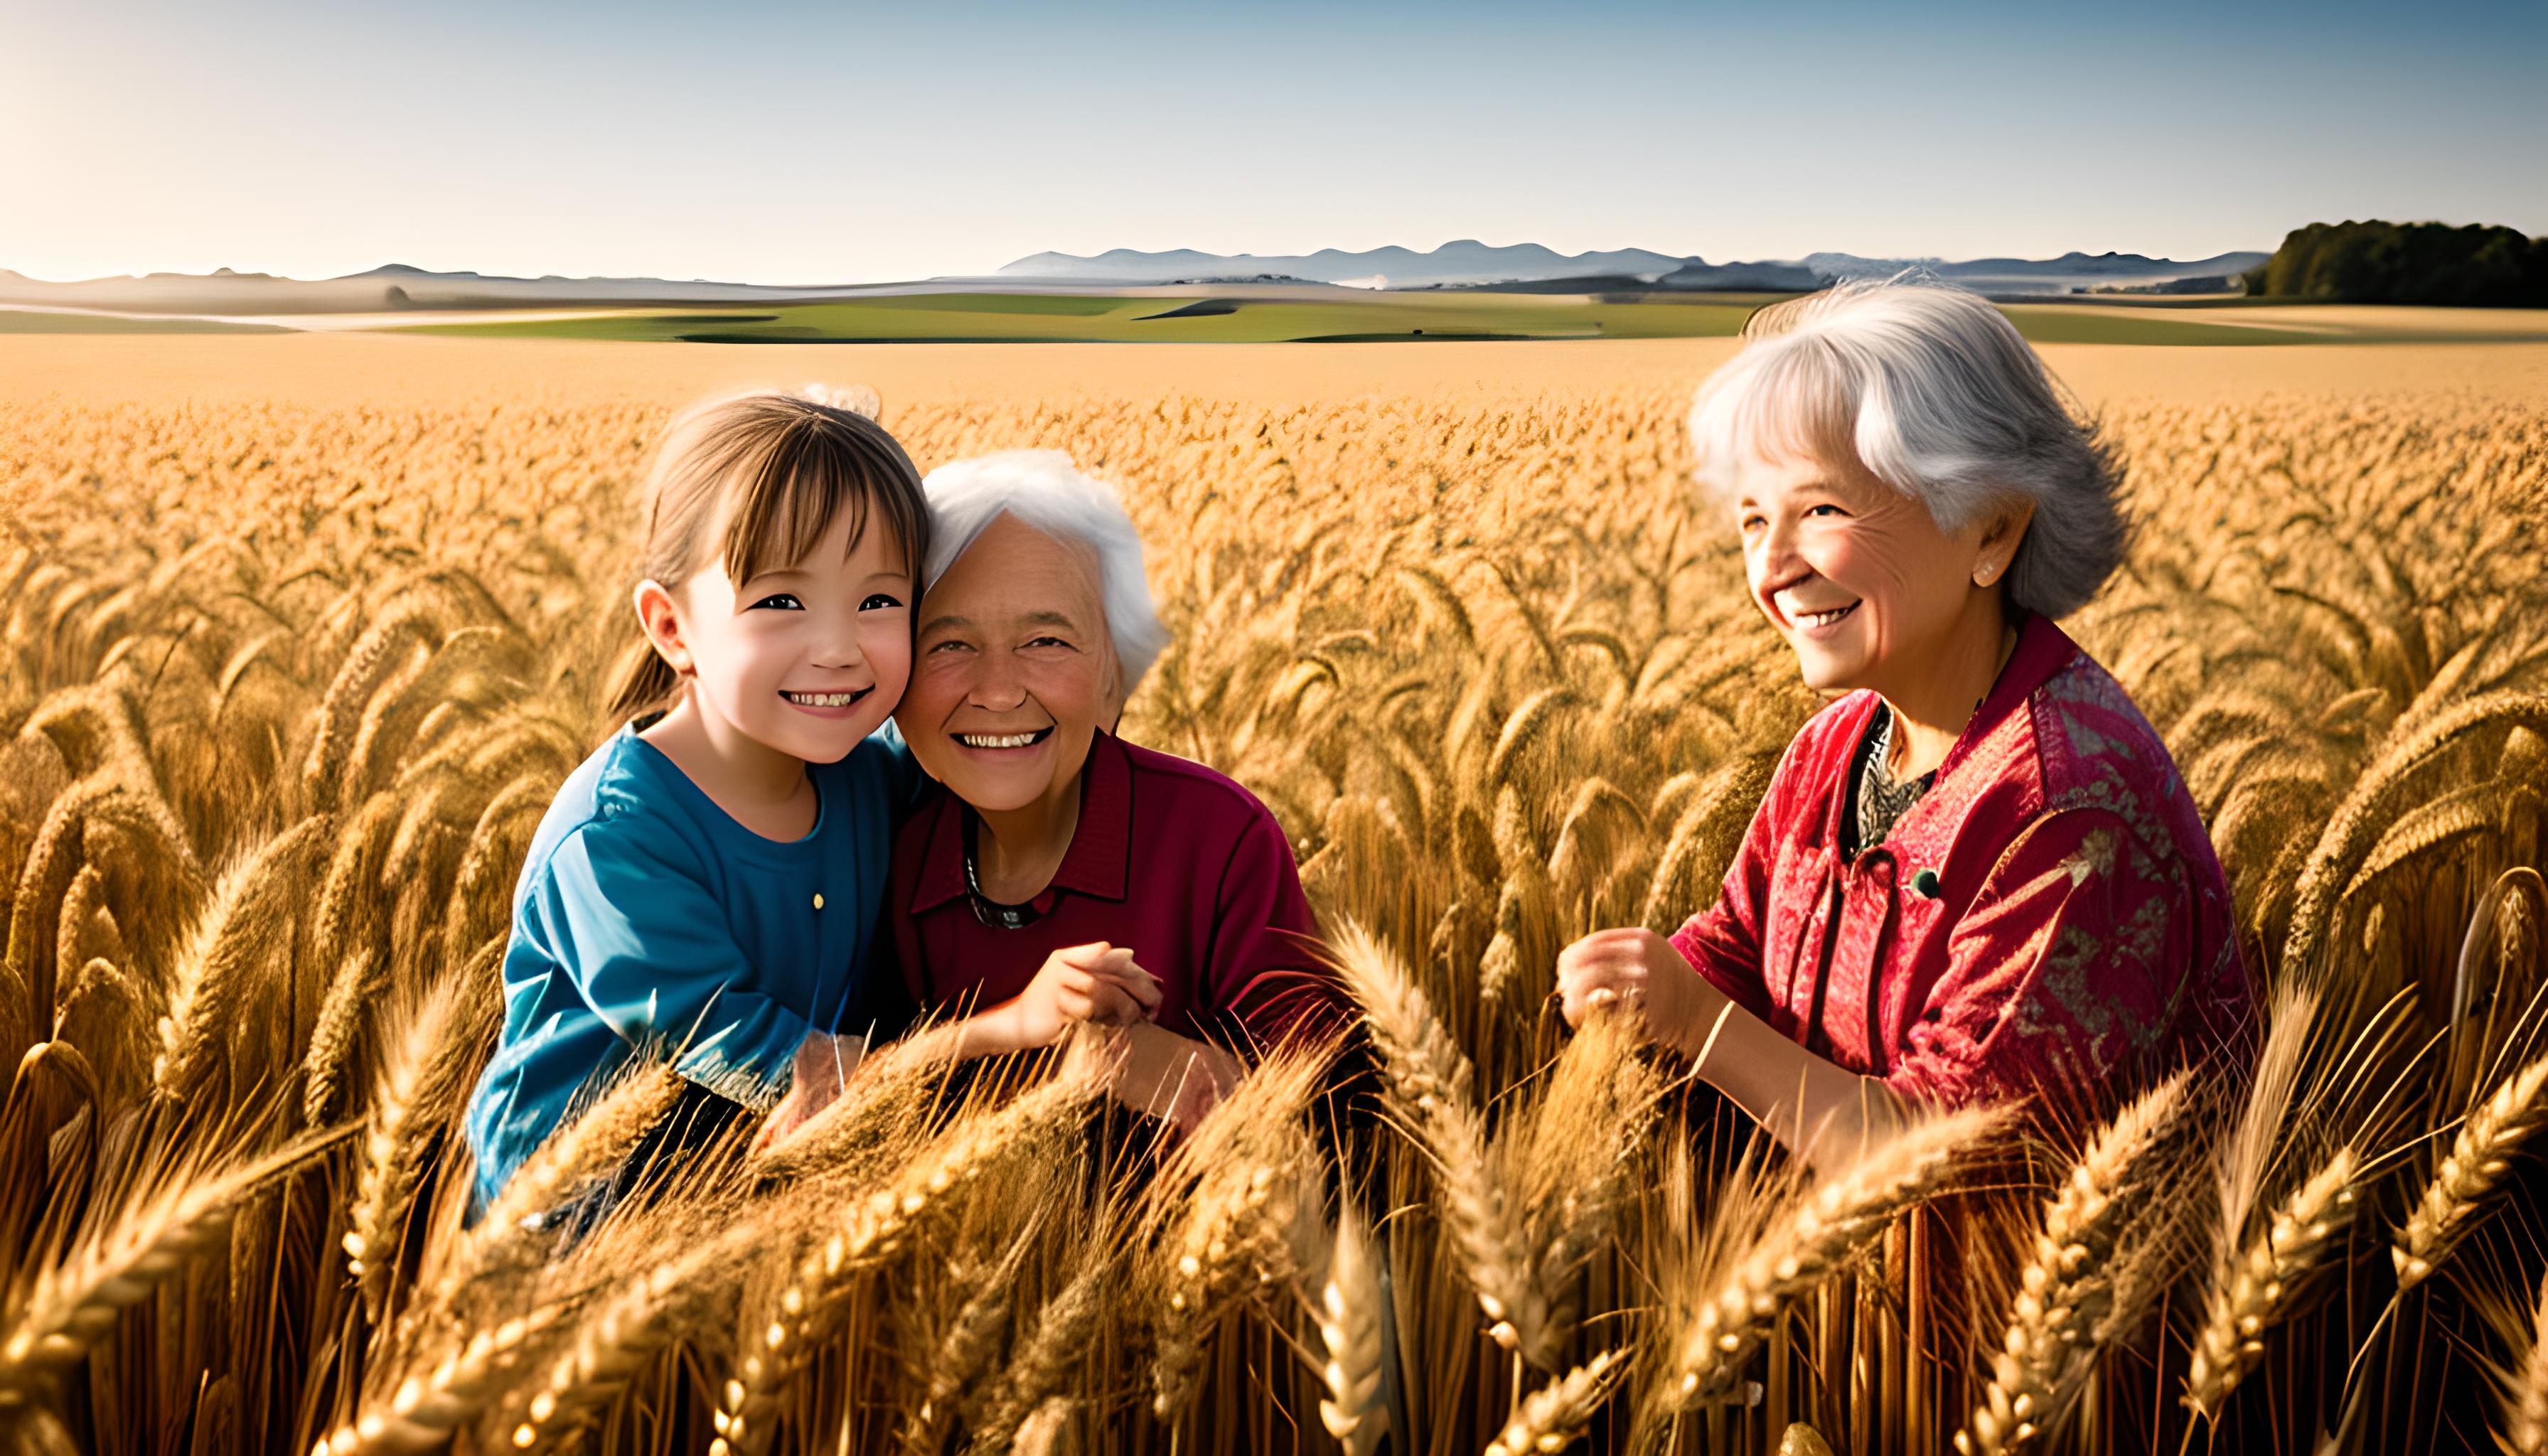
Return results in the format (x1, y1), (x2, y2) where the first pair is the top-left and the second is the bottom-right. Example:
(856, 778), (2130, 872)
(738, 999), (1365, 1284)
(1315, 1199), (1389, 1456)
(318, 1302), (572, 1455)
(495, 1226), (757, 1452)
(900, 1225), (1037, 1456)
(424, 1063), (686, 1313)
(1011, 1397), (1076, 1456)
(2497, 1270), (2548, 1456)
(711, 1058), (1098, 1456)
(153, 815), (328, 1102)
(1956, 1074), (2192, 1455)
(1145, 1045), (1327, 1421)
(975, 1258), (1110, 1451)
(1485, 1348), (1626, 1456)
(343, 968), (482, 1320)
(2394, 1052), (2548, 1291)
(1329, 921), (1550, 1362)
(0, 1128), (344, 1403)
(2181, 1147), (2360, 1420)
(1667, 1103), (2009, 1407)
(302, 946), (381, 1128)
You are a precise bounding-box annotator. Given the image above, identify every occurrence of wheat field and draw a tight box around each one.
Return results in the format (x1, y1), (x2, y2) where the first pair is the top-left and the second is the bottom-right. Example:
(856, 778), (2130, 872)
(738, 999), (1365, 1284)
(3, 336), (2547, 1456)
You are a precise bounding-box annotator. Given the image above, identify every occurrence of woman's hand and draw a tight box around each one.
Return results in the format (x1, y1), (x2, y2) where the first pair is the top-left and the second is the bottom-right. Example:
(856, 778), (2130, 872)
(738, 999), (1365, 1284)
(1103, 1022), (1243, 1133)
(1555, 927), (1718, 1055)
(1006, 941), (1162, 1048)
(752, 1029), (853, 1152)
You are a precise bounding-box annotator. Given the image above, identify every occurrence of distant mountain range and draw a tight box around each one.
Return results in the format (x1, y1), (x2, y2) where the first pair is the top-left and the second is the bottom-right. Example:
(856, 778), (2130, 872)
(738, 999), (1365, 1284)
(996, 241), (2269, 294)
(0, 243), (2271, 318)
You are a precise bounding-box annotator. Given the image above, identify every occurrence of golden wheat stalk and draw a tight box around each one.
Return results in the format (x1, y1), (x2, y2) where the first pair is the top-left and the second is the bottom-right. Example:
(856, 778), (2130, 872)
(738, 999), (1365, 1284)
(302, 945), (380, 1128)
(1666, 1103), (2010, 1408)
(1315, 1199), (1389, 1456)
(976, 1258), (1110, 1452)
(152, 814), (329, 1102)
(1327, 920), (1552, 1364)
(2394, 1052), (2548, 1291)
(1485, 1348), (1625, 1456)
(1955, 1074), (2192, 1455)
(422, 1062), (687, 1313)
(0, 1128), (345, 1403)
(899, 1226), (1037, 1456)
(343, 968), (478, 1319)
(1145, 1045), (1327, 1421)
(493, 1225), (756, 1452)
(2181, 1147), (2360, 1420)
(2497, 1270), (2548, 1456)
(711, 1056), (1099, 1456)
(319, 1302), (573, 1455)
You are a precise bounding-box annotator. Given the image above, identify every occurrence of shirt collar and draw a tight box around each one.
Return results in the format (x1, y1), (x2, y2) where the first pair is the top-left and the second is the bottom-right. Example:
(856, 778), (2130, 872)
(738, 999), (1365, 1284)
(906, 727), (1133, 916)
(1936, 608), (2078, 782)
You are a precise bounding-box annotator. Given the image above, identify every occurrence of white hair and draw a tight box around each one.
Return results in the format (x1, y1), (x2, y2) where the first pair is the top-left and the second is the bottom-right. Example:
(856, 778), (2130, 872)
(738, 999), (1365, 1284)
(920, 450), (1170, 698)
(1686, 278), (2126, 619)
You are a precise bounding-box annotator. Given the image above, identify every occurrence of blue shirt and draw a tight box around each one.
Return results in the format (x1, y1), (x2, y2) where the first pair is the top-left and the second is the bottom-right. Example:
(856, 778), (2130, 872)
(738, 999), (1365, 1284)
(463, 722), (912, 1211)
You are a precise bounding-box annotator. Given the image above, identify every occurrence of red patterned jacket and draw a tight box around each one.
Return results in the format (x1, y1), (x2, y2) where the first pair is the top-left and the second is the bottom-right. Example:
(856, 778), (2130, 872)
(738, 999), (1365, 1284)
(1670, 611), (2255, 1110)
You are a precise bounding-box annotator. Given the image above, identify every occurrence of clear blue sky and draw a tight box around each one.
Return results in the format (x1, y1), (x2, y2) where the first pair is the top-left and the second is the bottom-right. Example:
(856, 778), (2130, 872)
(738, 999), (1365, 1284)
(4, 0), (2541, 283)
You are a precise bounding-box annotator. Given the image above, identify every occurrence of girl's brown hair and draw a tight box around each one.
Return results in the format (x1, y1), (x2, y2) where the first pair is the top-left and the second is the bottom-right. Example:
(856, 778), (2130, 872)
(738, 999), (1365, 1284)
(604, 390), (932, 721)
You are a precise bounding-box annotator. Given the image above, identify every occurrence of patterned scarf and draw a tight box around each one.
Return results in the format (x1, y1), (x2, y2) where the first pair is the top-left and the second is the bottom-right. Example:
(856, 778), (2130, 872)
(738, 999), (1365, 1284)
(1855, 703), (1936, 852)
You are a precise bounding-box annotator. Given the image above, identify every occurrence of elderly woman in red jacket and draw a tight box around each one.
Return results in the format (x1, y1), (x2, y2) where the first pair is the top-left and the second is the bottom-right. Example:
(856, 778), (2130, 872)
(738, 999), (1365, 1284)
(1557, 280), (2254, 1171)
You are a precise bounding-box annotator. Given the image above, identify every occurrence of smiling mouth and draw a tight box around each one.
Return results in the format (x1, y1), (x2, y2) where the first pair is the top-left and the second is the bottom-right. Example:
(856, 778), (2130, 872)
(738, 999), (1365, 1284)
(1791, 601), (1861, 629)
(781, 688), (872, 708)
(953, 728), (1054, 749)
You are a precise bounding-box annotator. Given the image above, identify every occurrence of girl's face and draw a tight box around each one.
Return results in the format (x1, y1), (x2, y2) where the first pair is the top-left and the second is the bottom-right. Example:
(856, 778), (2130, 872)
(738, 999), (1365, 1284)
(644, 505), (914, 764)
(1731, 448), (1993, 697)
(899, 513), (1119, 816)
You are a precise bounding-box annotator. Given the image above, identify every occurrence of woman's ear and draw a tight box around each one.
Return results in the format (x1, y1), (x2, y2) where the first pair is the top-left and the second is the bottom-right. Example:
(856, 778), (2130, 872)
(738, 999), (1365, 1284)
(1099, 643), (1128, 732)
(633, 580), (694, 676)
(1974, 500), (2036, 587)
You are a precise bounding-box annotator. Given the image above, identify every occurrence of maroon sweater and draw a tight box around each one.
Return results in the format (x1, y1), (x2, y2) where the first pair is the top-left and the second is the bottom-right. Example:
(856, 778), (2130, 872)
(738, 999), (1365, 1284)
(886, 729), (1347, 1054)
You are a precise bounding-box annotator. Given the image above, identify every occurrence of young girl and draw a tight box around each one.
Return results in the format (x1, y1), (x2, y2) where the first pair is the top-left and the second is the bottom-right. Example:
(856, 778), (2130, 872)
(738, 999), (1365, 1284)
(463, 389), (931, 1216)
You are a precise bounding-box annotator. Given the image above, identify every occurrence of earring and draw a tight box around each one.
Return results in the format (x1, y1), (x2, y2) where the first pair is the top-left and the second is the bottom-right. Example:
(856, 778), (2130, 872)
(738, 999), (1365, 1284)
(1976, 564), (1997, 586)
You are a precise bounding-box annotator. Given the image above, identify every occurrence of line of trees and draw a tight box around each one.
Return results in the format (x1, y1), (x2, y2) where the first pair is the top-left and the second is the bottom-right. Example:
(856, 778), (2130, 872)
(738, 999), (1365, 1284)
(2242, 220), (2548, 306)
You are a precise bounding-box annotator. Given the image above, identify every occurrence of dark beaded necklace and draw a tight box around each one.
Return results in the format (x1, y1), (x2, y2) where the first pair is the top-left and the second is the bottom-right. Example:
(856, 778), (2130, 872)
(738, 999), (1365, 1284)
(962, 813), (1044, 931)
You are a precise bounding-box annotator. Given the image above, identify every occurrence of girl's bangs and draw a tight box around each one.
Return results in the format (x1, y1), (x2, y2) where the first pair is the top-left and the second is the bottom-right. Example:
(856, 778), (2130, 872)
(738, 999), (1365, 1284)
(717, 421), (923, 587)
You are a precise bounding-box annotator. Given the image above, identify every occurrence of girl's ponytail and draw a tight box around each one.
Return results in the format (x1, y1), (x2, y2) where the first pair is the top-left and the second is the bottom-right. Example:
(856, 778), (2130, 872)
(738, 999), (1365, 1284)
(604, 635), (680, 724)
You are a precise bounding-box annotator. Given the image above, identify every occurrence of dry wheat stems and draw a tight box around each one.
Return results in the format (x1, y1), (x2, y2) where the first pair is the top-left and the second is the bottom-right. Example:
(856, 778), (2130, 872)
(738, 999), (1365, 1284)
(1956, 1074), (2193, 1455)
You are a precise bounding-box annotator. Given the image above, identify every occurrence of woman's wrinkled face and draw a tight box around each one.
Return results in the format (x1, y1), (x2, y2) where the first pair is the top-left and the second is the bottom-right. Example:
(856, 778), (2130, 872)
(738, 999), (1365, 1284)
(1731, 449), (1989, 697)
(653, 507), (914, 764)
(901, 513), (1119, 814)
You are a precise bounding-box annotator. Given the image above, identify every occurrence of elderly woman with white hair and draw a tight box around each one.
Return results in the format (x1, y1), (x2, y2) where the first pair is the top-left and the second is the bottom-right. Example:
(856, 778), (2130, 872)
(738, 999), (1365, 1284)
(864, 449), (1347, 1123)
(1557, 281), (2254, 1170)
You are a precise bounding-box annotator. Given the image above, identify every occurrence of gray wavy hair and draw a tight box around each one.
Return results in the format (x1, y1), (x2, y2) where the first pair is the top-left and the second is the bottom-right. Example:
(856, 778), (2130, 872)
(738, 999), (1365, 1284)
(1686, 278), (2127, 619)
(919, 450), (1170, 700)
